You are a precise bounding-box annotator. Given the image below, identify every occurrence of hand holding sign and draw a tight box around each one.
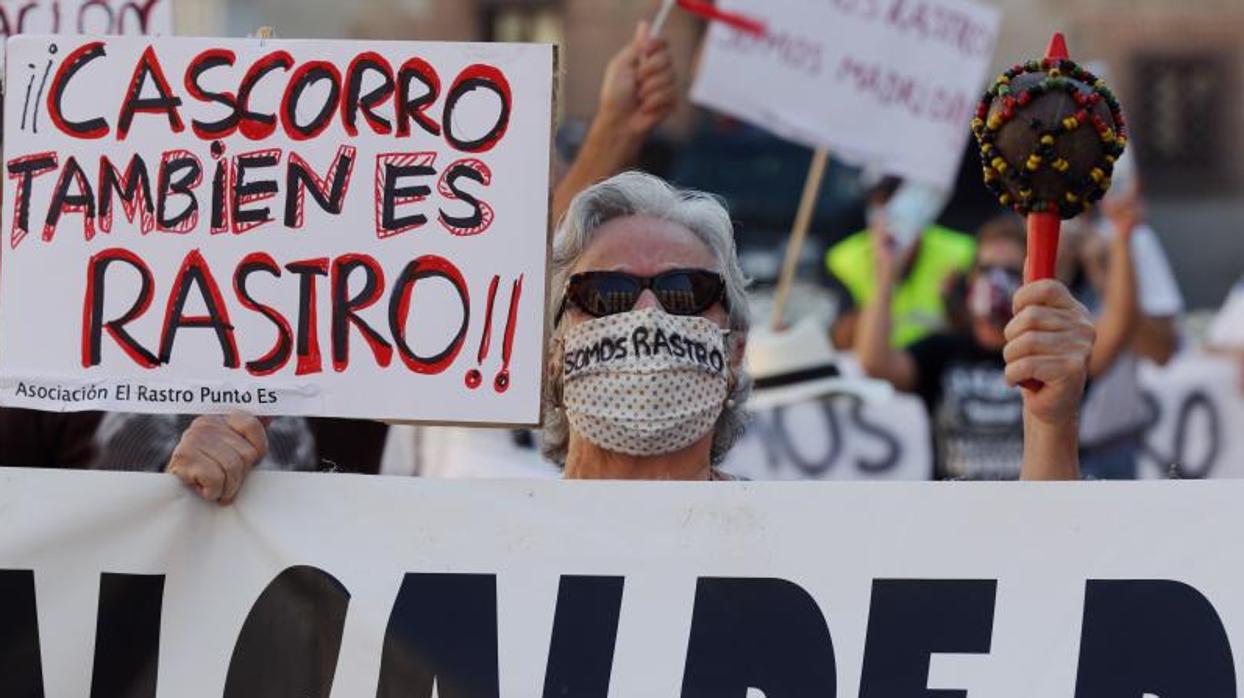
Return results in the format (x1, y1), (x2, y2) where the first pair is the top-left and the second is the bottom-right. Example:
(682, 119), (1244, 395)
(167, 413), (268, 504)
(598, 21), (677, 139)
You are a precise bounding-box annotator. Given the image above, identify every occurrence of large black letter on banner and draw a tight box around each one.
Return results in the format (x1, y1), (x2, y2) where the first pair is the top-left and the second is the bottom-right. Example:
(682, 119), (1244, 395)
(858, 579), (997, 698)
(0, 570), (44, 696)
(681, 577), (836, 698)
(376, 573), (499, 698)
(90, 573), (165, 698)
(1074, 579), (1237, 697)
(542, 576), (624, 698)
(223, 566), (350, 698)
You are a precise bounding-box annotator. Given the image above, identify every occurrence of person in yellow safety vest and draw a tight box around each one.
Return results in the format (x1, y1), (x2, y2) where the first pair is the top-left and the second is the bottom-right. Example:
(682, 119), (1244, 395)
(825, 177), (975, 349)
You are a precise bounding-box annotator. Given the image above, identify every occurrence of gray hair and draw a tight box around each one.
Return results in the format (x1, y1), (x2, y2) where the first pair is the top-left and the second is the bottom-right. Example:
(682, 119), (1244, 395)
(541, 171), (752, 465)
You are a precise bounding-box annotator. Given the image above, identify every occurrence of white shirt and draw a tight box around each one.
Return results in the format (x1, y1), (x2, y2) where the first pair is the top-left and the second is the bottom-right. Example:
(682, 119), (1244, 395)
(1208, 279), (1244, 349)
(1079, 223), (1185, 446)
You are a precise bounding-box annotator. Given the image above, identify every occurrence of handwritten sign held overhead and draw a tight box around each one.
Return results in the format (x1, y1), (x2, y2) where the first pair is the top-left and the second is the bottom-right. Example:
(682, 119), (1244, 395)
(0, 0), (172, 37)
(0, 35), (555, 425)
(691, 0), (1000, 188)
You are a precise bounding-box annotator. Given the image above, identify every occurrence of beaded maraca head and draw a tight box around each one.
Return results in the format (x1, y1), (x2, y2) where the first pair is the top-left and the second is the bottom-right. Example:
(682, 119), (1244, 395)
(972, 49), (1127, 219)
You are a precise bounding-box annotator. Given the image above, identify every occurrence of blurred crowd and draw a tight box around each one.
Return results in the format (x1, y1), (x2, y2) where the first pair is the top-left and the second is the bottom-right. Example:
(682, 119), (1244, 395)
(2, 10), (1241, 489)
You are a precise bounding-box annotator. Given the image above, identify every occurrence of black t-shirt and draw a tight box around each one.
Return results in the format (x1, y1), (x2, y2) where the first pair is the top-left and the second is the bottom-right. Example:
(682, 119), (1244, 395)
(908, 332), (1024, 480)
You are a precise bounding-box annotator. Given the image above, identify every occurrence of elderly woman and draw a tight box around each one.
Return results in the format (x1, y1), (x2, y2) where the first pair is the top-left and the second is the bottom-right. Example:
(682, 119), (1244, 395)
(166, 172), (1093, 499)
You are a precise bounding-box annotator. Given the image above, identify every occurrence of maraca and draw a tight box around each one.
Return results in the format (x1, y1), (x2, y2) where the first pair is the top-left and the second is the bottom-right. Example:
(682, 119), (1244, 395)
(972, 33), (1127, 389)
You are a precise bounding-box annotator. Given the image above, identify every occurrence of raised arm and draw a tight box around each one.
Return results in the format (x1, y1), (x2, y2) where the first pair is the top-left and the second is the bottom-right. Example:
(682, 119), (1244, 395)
(551, 21), (677, 222)
(1087, 191), (1140, 377)
(854, 221), (918, 392)
(1004, 280), (1095, 480)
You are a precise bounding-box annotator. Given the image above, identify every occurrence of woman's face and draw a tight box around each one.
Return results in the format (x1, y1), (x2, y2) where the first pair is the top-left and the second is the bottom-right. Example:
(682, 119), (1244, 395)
(564, 214), (729, 329)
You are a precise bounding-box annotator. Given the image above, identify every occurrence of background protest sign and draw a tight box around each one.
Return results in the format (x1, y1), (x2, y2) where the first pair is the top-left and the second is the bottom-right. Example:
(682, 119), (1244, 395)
(690, 0), (1001, 189)
(0, 0), (172, 38)
(0, 35), (554, 424)
(3, 468), (1244, 695)
(722, 392), (932, 480)
(1138, 353), (1244, 480)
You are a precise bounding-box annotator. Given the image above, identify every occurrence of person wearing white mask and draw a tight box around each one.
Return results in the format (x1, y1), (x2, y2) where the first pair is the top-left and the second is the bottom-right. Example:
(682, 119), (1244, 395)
(165, 172), (1093, 493)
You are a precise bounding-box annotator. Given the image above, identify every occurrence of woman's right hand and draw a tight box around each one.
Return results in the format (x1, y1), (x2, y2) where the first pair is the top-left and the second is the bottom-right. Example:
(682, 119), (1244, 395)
(166, 414), (268, 505)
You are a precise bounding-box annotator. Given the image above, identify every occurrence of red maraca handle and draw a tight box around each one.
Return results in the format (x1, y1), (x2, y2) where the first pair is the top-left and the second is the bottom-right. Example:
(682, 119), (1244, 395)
(1020, 211), (1061, 391)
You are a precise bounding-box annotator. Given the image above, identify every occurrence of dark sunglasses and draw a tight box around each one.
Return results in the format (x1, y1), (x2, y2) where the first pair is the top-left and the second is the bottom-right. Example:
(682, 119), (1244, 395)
(555, 269), (728, 324)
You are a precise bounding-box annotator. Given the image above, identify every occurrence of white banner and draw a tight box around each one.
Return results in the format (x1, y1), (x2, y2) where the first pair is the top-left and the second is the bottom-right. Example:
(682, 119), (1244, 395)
(690, 0), (1000, 188)
(0, 35), (554, 425)
(1, 468), (1242, 695)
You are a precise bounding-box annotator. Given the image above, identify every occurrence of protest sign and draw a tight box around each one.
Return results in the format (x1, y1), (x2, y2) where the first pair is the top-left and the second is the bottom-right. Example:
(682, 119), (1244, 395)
(0, 0), (171, 38)
(722, 392), (932, 480)
(690, 0), (1000, 189)
(0, 35), (555, 425)
(2, 468), (1242, 695)
(1138, 353), (1244, 479)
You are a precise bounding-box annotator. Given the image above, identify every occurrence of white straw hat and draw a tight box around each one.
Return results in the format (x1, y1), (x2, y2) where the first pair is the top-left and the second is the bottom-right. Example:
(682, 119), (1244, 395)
(744, 316), (893, 409)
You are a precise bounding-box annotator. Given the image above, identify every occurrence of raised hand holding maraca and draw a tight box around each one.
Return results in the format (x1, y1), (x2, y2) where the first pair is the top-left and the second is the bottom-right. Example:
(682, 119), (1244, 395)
(973, 33), (1127, 393)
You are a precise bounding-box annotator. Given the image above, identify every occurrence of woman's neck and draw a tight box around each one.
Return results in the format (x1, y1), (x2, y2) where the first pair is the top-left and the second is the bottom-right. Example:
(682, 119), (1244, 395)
(563, 434), (713, 480)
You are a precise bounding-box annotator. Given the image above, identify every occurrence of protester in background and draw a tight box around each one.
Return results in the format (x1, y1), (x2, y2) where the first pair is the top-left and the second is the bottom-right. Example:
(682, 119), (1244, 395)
(168, 172), (1090, 498)
(825, 177), (975, 350)
(856, 213), (1095, 480)
(1206, 276), (1244, 395)
(1060, 181), (1182, 479)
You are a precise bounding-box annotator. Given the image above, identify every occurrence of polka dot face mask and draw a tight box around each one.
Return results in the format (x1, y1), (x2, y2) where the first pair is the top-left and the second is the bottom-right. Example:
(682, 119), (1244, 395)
(560, 307), (731, 457)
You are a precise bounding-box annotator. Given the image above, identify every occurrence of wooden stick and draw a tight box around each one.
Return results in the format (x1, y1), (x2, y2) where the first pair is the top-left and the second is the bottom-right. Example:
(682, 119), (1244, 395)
(770, 147), (830, 330)
(650, 0), (676, 36)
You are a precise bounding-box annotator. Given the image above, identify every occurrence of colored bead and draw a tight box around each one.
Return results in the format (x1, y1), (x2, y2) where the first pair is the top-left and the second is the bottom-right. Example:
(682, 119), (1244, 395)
(1065, 191), (1079, 203)
(1090, 168), (1105, 183)
(987, 114), (1003, 130)
(1062, 116), (1079, 130)
(1052, 158), (1070, 172)
(1020, 188), (1033, 200)
(1040, 134), (1055, 146)
(1017, 91), (1032, 106)
(991, 156), (1009, 173)
(1000, 193), (1013, 205)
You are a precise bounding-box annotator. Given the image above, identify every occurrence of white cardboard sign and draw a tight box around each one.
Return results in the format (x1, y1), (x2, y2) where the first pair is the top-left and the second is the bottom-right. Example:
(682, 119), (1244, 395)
(722, 392), (932, 480)
(691, 0), (1001, 188)
(0, 35), (554, 424)
(1, 469), (1242, 695)
(0, 0), (172, 38)
(1137, 353), (1244, 480)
